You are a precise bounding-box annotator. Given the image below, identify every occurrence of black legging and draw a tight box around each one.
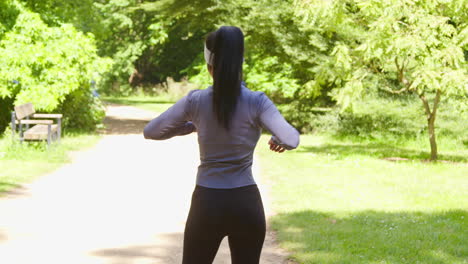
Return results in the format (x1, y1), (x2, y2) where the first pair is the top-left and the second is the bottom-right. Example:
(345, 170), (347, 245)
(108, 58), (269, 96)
(182, 184), (266, 264)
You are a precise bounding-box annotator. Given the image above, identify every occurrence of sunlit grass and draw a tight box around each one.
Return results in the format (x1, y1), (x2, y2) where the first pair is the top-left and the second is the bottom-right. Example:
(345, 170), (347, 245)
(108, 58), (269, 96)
(0, 132), (101, 194)
(102, 95), (174, 113)
(256, 134), (468, 264)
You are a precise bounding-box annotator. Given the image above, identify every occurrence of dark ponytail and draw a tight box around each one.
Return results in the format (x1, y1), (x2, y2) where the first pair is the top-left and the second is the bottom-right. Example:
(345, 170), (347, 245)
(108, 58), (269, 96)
(205, 26), (244, 130)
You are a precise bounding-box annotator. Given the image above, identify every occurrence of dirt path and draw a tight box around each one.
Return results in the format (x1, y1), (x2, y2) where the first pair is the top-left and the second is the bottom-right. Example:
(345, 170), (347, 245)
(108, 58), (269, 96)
(0, 104), (292, 264)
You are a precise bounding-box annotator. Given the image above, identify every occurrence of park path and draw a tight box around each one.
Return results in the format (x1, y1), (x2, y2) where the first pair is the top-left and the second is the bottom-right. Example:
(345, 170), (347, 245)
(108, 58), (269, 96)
(0, 104), (292, 264)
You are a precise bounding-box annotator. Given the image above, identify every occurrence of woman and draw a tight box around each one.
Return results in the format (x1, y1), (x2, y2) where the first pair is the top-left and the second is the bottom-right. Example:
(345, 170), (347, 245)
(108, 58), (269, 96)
(144, 26), (299, 264)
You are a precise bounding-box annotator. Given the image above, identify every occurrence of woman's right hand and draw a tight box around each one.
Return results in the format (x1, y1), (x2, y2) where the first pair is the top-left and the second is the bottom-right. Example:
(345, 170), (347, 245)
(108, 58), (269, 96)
(268, 138), (286, 153)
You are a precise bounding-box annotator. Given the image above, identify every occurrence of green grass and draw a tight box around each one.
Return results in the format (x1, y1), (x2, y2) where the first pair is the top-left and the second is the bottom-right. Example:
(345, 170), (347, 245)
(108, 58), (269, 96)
(256, 134), (468, 264)
(0, 132), (101, 194)
(101, 95), (176, 113)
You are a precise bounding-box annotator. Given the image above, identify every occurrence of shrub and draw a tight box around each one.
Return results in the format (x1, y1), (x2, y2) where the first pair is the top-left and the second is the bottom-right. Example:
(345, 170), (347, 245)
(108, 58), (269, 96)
(336, 98), (426, 139)
(278, 96), (467, 147)
(0, 97), (14, 133)
(56, 86), (105, 132)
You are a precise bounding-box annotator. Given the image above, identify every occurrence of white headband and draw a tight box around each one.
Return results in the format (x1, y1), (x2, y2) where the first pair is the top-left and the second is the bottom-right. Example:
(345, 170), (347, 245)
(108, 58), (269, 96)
(204, 44), (244, 65)
(204, 44), (214, 65)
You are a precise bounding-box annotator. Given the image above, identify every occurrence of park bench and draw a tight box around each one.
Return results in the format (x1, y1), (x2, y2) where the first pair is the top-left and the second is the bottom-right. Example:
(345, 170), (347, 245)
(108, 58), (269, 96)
(10, 103), (62, 146)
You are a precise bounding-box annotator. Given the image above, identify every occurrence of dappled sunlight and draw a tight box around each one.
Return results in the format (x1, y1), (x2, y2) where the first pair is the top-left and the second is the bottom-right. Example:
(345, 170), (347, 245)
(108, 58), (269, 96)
(298, 142), (468, 163)
(92, 232), (185, 264)
(102, 104), (156, 135)
(272, 210), (467, 264)
(103, 99), (174, 114)
(427, 249), (466, 264)
(258, 134), (467, 263)
(103, 116), (150, 135)
(300, 251), (341, 264)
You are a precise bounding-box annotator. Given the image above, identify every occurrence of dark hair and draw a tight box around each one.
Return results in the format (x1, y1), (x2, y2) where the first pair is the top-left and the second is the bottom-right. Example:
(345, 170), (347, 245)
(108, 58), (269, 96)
(205, 26), (244, 130)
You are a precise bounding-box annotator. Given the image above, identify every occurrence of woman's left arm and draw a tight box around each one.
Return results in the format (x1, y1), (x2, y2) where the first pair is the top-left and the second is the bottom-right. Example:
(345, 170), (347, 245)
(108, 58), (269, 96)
(143, 95), (196, 140)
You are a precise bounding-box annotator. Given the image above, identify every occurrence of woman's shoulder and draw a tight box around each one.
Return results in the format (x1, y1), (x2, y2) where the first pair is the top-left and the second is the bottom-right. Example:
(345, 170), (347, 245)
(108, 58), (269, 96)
(240, 84), (275, 115)
(241, 83), (267, 99)
(185, 87), (206, 100)
(242, 88), (272, 108)
(183, 87), (214, 107)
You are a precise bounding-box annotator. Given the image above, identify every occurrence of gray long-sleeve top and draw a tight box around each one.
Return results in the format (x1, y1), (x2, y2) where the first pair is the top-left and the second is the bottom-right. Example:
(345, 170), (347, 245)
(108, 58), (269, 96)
(144, 85), (300, 189)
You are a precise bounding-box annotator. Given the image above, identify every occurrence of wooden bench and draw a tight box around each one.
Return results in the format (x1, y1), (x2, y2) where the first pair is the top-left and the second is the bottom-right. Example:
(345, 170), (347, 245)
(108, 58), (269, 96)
(10, 103), (62, 146)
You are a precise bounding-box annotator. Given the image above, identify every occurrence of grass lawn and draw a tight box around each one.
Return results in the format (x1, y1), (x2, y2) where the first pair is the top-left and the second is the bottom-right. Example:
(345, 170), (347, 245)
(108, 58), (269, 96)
(0, 132), (101, 195)
(256, 134), (468, 264)
(102, 95), (175, 113)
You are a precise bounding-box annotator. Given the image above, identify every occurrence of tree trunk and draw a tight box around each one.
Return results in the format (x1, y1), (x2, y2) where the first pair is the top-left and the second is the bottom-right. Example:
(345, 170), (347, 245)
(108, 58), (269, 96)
(419, 90), (441, 161)
(427, 114), (437, 161)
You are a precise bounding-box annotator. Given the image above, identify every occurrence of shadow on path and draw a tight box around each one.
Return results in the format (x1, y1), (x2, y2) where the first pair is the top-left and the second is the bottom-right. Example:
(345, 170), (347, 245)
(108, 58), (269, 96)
(93, 233), (184, 264)
(0, 232), (7, 242)
(103, 116), (149, 135)
(93, 231), (293, 264)
(0, 182), (29, 198)
(101, 103), (156, 135)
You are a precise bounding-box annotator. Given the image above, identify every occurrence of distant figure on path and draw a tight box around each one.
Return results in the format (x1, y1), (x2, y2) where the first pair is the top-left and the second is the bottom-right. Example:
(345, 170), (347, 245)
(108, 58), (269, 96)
(144, 26), (300, 264)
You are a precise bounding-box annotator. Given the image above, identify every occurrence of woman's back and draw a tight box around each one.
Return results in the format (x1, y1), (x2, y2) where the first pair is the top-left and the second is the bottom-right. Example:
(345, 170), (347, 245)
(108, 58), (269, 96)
(144, 84), (299, 188)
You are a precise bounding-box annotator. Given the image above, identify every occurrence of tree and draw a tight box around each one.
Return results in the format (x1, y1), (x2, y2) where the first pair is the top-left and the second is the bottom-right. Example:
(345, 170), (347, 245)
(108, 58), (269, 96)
(0, 1), (111, 131)
(296, 0), (468, 160)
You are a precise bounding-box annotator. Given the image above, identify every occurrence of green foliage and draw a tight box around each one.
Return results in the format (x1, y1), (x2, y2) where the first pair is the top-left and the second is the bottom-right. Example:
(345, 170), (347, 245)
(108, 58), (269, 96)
(0, 0), (19, 38)
(0, 97), (15, 133)
(244, 56), (300, 100)
(336, 98), (426, 138)
(304, 96), (468, 146)
(92, 0), (158, 91)
(296, 0), (468, 105)
(75, 0), (212, 93)
(57, 87), (106, 131)
(0, 1), (111, 131)
(186, 56), (212, 88)
(189, 53), (301, 101)
(21, 0), (98, 29)
(277, 101), (318, 133)
(294, 0), (468, 159)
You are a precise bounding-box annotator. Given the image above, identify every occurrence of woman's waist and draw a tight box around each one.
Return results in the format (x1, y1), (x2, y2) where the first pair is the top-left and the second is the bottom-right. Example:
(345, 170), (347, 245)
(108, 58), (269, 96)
(196, 165), (255, 189)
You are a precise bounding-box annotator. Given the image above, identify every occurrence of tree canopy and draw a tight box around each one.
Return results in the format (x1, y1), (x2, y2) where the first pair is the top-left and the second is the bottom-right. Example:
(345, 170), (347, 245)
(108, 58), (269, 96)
(295, 0), (468, 159)
(0, 0), (110, 130)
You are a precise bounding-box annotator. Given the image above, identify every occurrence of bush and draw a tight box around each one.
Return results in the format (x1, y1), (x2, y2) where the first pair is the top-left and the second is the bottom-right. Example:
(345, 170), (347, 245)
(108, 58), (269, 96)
(279, 96), (467, 147)
(0, 0), (19, 38)
(336, 98), (426, 139)
(278, 101), (317, 133)
(0, 97), (14, 133)
(56, 86), (105, 132)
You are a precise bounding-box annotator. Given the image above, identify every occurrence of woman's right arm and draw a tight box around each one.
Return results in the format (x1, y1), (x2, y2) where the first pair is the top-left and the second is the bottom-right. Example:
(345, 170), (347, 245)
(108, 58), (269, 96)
(258, 93), (300, 150)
